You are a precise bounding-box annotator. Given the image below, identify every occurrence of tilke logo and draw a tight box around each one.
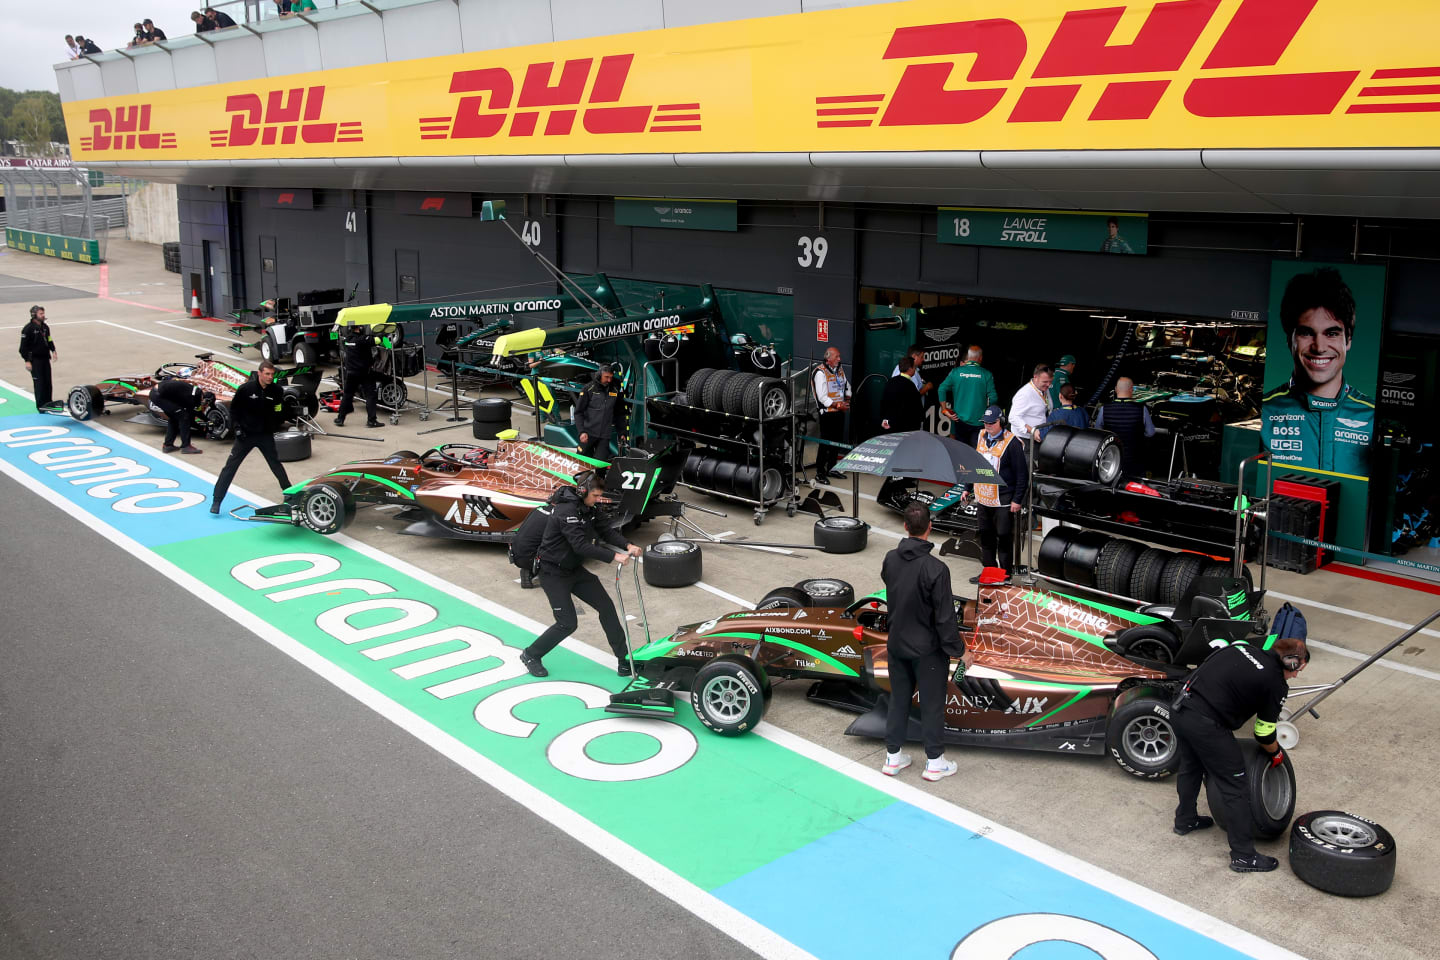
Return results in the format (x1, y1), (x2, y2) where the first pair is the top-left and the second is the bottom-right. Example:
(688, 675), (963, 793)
(816, 0), (1440, 129)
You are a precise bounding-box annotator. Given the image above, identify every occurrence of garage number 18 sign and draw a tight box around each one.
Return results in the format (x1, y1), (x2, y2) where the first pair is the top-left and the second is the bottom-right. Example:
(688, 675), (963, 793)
(938, 208), (1148, 255)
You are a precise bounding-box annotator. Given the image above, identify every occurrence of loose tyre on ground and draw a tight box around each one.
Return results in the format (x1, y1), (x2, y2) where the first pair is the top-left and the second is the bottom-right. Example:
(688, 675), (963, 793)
(814, 516), (868, 554)
(66, 385), (103, 421)
(1206, 739), (1296, 841)
(643, 540), (702, 587)
(297, 483), (356, 535)
(1106, 695), (1179, 778)
(1289, 810), (1397, 897)
(205, 404), (233, 440)
(1095, 539), (1146, 595)
(794, 578), (855, 609)
(472, 397), (511, 422)
(691, 657), (768, 735)
(273, 430), (312, 462)
(756, 586), (811, 609)
(1129, 547), (1171, 602)
(1159, 552), (1209, 606)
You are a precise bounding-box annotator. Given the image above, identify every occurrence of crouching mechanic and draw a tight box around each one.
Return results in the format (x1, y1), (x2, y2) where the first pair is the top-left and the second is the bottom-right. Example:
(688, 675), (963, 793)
(1171, 606), (1310, 873)
(880, 502), (969, 783)
(519, 471), (643, 678)
(151, 378), (211, 454)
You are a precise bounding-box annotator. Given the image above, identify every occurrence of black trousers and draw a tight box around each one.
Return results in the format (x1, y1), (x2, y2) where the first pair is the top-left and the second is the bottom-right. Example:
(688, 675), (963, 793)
(578, 433), (610, 463)
(1174, 706), (1256, 857)
(30, 359), (52, 410)
(816, 410), (846, 475)
(526, 565), (628, 661)
(884, 647), (948, 759)
(212, 432), (291, 505)
(951, 422), (979, 448)
(977, 502), (1015, 571)
(152, 398), (196, 447)
(338, 368), (377, 422)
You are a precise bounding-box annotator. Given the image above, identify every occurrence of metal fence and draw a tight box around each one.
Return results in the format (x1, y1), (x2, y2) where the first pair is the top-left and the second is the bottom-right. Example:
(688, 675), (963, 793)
(0, 164), (118, 262)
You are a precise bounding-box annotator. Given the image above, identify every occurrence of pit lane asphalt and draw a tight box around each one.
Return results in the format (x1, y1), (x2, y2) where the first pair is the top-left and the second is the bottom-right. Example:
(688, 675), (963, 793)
(0, 471), (758, 960)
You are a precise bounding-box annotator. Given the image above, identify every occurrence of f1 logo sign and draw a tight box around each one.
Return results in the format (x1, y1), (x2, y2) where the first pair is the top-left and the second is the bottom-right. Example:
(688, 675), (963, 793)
(276, 192), (295, 205)
(420, 197), (446, 211)
(817, 319), (830, 343)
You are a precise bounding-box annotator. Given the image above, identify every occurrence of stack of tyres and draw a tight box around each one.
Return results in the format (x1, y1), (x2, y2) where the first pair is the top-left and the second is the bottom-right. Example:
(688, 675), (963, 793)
(162, 241), (181, 274)
(1039, 527), (1245, 604)
(683, 368), (791, 420)
(471, 397), (511, 441)
(1036, 527), (1110, 587)
(682, 451), (784, 504)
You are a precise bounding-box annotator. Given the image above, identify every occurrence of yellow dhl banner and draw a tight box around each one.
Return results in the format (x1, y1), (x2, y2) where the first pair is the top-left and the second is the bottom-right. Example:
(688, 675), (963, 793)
(65, 0), (1440, 162)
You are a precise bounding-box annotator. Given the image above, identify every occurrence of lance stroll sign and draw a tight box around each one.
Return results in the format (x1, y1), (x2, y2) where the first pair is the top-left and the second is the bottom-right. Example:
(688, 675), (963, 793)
(939, 207), (1149, 255)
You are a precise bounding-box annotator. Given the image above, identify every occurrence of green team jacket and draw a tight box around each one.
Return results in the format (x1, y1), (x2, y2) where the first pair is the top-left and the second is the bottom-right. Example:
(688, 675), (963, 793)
(1048, 366), (1070, 409)
(938, 362), (998, 425)
(1261, 378), (1374, 477)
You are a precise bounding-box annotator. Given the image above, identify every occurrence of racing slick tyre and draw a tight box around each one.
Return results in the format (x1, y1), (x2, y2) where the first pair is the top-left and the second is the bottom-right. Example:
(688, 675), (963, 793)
(273, 430), (312, 462)
(205, 403), (233, 440)
(696, 457), (721, 491)
(1106, 696), (1179, 779)
(756, 586), (811, 610)
(702, 370), (738, 412)
(1034, 425), (1075, 476)
(472, 397), (512, 422)
(297, 483), (356, 536)
(733, 464), (785, 502)
(1288, 811), (1397, 897)
(259, 331), (279, 363)
(682, 452), (704, 486)
(1037, 526), (1083, 579)
(1095, 539), (1146, 596)
(742, 377), (790, 419)
(1206, 740), (1296, 842)
(377, 380), (407, 410)
(1159, 552), (1209, 606)
(66, 385), (104, 421)
(713, 460), (741, 494)
(691, 657), (769, 736)
(1062, 530), (1111, 588)
(643, 540), (702, 587)
(795, 577), (855, 609)
(1129, 547), (1171, 603)
(1113, 624), (1182, 664)
(814, 516), (868, 554)
(722, 372), (756, 415)
(1061, 429), (1123, 484)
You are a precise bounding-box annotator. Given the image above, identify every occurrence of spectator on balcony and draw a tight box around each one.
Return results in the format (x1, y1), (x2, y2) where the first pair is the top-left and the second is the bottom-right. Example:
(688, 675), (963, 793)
(191, 11), (215, 33)
(205, 6), (238, 28)
(76, 35), (101, 54)
(290, 0), (317, 12)
(143, 19), (167, 42)
(273, 0), (292, 15)
(128, 23), (147, 48)
(64, 35), (80, 59)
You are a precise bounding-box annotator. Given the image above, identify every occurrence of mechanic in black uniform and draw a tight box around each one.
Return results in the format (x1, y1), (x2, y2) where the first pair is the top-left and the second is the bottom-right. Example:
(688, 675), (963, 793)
(573, 365), (620, 464)
(508, 494), (557, 590)
(1171, 611), (1309, 873)
(519, 471), (642, 678)
(210, 360), (292, 512)
(151, 378), (210, 454)
(335, 323), (383, 428)
(18, 305), (58, 410)
(880, 501), (967, 783)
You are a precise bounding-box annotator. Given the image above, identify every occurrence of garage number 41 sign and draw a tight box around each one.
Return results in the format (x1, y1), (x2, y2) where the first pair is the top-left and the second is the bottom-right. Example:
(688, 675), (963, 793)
(938, 207), (1148, 255)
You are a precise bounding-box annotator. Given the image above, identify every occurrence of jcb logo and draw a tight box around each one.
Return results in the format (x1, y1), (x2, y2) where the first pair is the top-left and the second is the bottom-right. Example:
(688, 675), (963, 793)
(419, 54), (702, 140)
(80, 105), (177, 152)
(210, 85), (363, 148)
(817, 0), (1440, 128)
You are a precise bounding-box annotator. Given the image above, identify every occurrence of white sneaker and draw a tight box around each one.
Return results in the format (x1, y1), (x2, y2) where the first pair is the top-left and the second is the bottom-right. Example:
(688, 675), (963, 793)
(881, 751), (912, 776)
(922, 758), (958, 782)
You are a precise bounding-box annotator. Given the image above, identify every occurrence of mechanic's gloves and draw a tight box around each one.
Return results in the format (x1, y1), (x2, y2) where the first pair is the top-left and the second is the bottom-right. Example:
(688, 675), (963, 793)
(1268, 747), (1286, 769)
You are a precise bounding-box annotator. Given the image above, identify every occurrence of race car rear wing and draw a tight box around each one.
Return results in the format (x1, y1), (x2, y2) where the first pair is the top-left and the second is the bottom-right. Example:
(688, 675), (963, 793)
(491, 286), (719, 358)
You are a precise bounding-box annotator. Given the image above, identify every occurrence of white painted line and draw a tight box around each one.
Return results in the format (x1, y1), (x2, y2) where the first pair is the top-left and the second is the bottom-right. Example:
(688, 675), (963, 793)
(94, 318), (221, 352)
(0, 376), (1307, 960)
(694, 581), (755, 610)
(711, 530), (794, 556)
(0, 320), (99, 329)
(1268, 590), (1440, 642)
(1306, 639), (1440, 682)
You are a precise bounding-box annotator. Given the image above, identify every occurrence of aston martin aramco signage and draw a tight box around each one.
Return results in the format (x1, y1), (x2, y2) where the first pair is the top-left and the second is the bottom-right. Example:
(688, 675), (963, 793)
(938, 208), (1149, 255)
(614, 198), (737, 231)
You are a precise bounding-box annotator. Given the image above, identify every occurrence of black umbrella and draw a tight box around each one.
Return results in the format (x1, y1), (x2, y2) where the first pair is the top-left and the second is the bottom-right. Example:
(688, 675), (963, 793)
(835, 430), (997, 484)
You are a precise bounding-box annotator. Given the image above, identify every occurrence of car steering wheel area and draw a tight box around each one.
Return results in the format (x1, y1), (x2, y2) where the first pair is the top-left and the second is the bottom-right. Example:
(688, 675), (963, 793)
(156, 362), (197, 380)
(421, 443), (488, 472)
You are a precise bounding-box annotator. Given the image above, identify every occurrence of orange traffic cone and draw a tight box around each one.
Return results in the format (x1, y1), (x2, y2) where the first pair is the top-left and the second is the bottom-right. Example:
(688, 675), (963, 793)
(190, 288), (203, 318)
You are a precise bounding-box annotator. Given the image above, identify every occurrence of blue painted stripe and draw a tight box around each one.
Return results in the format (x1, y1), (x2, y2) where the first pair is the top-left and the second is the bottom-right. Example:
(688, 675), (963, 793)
(713, 802), (1267, 960)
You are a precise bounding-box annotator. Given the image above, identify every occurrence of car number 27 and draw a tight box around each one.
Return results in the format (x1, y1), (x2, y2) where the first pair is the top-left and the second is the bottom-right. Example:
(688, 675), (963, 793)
(619, 470), (646, 490)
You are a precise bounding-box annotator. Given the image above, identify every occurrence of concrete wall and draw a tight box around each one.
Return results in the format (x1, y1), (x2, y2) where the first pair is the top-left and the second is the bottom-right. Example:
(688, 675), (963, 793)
(125, 182), (180, 245)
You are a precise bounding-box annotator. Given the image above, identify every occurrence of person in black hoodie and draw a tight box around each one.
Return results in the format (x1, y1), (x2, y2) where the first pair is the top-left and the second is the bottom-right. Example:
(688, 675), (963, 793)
(18, 305), (57, 410)
(210, 360), (291, 511)
(519, 472), (642, 677)
(880, 502), (966, 782)
(880, 355), (923, 433)
(573, 365), (620, 463)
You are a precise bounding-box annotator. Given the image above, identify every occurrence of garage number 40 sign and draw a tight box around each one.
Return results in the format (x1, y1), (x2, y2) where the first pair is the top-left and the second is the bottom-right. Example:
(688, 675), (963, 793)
(938, 207), (1148, 255)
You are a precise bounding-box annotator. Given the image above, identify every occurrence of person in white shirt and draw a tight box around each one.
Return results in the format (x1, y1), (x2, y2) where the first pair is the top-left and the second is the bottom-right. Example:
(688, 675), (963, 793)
(1007, 363), (1054, 447)
(891, 343), (933, 399)
(64, 35), (80, 59)
(811, 346), (851, 485)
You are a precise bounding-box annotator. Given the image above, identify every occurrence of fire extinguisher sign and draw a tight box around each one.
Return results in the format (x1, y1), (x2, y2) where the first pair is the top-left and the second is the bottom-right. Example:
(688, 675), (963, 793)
(816, 318), (829, 342)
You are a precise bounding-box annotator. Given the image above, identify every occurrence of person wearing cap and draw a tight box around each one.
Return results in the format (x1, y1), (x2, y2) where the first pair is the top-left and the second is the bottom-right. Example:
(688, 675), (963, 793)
(519, 471), (643, 679)
(574, 364), (621, 464)
(938, 345), (997, 448)
(965, 405), (1028, 579)
(18, 306), (57, 410)
(1050, 355), (1076, 408)
(1007, 363), (1053, 447)
(1170, 604), (1309, 874)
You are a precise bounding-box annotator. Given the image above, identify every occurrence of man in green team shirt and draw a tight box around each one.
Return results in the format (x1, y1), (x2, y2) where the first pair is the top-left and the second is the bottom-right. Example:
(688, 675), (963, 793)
(938, 345), (997, 447)
(1050, 354), (1075, 409)
(1261, 268), (1373, 477)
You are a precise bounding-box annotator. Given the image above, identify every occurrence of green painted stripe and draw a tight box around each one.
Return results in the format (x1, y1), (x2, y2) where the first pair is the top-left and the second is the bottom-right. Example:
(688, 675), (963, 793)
(610, 702), (677, 713)
(535, 464), (577, 484)
(1053, 592), (1161, 625)
(525, 442), (610, 469)
(100, 380), (138, 392)
(1262, 633), (1277, 651)
(283, 478), (312, 495)
(764, 637), (859, 677)
(641, 468), (661, 512)
(1050, 624), (1110, 649)
(1026, 687), (1091, 728)
(331, 471), (415, 500)
(631, 634), (681, 661)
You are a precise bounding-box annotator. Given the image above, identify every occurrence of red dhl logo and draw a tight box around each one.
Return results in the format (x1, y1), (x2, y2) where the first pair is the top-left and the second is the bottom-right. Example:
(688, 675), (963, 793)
(818, 0), (1440, 128)
(210, 85), (363, 148)
(419, 54), (701, 140)
(80, 105), (177, 151)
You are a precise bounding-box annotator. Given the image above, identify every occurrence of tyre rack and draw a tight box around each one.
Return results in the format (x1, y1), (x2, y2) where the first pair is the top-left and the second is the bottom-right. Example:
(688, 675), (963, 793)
(642, 361), (805, 525)
(1020, 442), (1275, 614)
(328, 318), (434, 425)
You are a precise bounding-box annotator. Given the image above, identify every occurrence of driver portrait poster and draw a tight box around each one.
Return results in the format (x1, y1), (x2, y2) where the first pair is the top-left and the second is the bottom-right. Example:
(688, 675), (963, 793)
(1261, 260), (1385, 551)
